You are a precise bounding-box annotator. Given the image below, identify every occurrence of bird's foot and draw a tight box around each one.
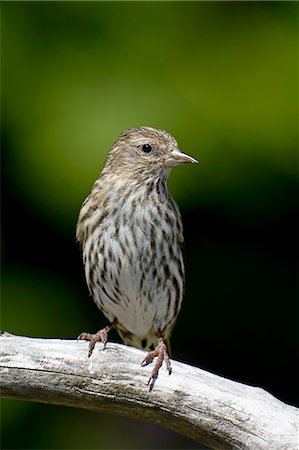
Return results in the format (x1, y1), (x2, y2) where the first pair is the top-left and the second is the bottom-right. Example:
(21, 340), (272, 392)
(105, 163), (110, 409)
(78, 319), (117, 357)
(77, 327), (109, 357)
(141, 337), (172, 387)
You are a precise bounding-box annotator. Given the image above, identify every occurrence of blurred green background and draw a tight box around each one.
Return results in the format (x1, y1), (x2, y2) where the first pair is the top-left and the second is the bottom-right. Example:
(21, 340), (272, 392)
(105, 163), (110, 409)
(1, 2), (297, 449)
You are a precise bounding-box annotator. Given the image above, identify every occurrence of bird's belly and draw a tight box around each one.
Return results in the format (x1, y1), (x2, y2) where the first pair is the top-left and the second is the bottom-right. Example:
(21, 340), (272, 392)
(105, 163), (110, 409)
(85, 221), (183, 339)
(98, 240), (158, 336)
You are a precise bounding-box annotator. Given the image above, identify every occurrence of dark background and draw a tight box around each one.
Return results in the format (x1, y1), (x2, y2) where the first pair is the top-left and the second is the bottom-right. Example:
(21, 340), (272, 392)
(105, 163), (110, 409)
(1, 2), (297, 449)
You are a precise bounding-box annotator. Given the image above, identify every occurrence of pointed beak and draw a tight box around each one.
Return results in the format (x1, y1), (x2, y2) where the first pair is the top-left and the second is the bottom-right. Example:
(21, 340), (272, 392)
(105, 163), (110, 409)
(165, 148), (199, 168)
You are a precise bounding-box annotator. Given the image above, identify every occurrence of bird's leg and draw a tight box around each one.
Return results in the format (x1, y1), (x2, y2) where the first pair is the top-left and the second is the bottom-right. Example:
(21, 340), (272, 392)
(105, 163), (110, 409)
(78, 318), (117, 357)
(141, 336), (172, 385)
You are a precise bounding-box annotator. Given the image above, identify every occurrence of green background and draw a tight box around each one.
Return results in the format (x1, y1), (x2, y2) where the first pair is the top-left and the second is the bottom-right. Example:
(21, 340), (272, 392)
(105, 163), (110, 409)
(1, 2), (297, 449)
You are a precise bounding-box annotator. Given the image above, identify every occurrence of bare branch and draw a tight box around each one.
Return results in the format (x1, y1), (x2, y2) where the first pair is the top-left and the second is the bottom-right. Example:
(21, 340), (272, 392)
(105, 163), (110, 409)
(0, 333), (297, 449)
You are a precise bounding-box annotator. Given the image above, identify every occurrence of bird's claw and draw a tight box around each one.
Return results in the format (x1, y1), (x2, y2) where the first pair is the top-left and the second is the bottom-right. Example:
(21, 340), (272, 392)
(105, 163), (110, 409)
(77, 328), (109, 357)
(141, 337), (172, 388)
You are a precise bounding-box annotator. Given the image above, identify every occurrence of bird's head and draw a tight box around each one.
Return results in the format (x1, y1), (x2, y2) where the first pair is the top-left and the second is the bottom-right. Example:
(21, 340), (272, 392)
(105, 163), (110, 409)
(103, 127), (198, 181)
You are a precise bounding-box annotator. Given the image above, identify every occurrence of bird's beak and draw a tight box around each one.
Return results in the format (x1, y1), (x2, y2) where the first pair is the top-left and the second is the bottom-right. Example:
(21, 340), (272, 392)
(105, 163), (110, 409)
(165, 148), (198, 167)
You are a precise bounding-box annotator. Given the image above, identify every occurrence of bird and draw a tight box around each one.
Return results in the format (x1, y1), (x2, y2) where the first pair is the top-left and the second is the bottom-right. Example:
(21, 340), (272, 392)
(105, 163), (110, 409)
(76, 126), (198, 385)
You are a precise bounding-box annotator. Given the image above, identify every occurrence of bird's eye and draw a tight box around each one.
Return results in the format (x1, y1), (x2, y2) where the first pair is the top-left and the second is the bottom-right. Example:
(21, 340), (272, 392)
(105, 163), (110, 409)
(142, 144), (152, 153)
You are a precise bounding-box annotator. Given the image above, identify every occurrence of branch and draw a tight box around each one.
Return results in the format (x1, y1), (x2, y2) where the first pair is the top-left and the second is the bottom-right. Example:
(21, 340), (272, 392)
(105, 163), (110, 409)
(0, 333), (297, 450)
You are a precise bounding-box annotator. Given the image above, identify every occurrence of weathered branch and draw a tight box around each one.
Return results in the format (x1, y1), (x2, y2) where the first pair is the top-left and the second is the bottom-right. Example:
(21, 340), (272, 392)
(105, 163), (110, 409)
(0, 332), (297, 449)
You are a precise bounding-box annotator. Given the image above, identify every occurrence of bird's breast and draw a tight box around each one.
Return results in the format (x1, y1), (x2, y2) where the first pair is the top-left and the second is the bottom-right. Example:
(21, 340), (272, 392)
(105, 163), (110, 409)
(81, 186), (184, 337)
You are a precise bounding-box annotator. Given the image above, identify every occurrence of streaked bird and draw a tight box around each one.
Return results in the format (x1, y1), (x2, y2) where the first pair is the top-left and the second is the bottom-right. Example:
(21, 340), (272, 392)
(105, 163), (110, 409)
(76, 126), (198, 385)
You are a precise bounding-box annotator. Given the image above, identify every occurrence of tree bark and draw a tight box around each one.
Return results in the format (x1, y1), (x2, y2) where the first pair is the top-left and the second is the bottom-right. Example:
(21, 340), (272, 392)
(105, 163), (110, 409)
(0, 332), (297, 449)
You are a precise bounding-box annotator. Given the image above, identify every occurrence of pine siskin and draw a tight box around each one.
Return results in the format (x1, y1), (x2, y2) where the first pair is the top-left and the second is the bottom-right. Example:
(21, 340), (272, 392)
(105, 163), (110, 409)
(77, 127), (197, 385)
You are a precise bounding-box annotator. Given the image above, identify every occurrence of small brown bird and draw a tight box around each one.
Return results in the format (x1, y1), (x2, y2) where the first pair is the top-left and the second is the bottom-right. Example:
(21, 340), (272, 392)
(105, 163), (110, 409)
(77, 127), (197, 385)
